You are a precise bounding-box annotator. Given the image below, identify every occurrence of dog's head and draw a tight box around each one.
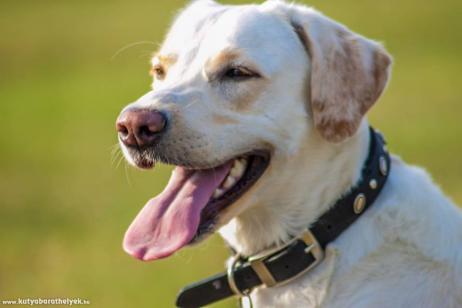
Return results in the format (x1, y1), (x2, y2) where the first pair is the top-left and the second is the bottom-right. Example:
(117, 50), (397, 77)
(117, 0), (391, 261)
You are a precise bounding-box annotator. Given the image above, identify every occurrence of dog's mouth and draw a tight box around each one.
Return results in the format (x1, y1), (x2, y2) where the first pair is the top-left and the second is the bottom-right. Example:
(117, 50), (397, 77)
(123, 151), (270, 261)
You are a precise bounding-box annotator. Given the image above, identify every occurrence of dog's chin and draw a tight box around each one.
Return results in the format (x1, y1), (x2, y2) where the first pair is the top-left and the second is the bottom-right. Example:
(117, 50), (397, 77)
(124, 148), (271, 255)
(134, 157), (155, 170)
(123, 148), (156, 170)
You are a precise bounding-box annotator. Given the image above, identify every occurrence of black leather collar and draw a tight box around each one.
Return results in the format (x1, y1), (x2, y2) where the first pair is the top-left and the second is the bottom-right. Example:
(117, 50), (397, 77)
(176, 127), (391, 308)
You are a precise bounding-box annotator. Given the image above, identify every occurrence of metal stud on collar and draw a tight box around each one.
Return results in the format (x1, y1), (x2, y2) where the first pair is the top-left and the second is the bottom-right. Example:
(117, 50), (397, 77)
(353, 193), (366, 214)
(379, 156), (388, 176)
(369, 179), (378, 190)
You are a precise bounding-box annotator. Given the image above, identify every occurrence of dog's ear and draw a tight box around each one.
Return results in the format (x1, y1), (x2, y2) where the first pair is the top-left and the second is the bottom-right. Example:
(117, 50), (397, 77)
(289, 7), (392, 142)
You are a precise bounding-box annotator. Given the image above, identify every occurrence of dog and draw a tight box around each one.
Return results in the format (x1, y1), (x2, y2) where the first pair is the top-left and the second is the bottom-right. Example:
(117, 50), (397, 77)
(116, 0), (462, 307)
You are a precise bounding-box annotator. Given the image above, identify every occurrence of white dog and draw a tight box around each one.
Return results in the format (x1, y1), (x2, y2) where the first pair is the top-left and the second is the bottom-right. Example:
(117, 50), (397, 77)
(116, 1), (462, 307)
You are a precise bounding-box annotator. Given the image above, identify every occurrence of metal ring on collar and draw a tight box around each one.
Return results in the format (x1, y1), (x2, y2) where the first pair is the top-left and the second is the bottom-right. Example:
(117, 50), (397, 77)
(227, 254), (248, 297)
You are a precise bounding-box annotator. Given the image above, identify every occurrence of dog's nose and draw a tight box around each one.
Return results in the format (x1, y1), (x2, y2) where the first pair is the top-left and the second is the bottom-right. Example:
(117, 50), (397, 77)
(116, 108), (167, 148)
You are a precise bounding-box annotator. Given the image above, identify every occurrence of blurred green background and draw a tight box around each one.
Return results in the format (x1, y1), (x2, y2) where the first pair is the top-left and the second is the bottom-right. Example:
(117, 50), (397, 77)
(0, 0), (460, 307)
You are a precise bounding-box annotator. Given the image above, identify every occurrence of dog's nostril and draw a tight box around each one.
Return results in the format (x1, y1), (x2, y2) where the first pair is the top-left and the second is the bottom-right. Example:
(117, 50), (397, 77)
(118, 125), (129, 137)
(116, 121), (130, 138)
(139, 125), (157, 137)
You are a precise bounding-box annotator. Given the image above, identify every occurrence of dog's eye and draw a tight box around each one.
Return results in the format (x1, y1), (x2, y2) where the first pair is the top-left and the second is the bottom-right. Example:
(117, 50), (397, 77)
(150, 65), (166, 80)
(223, 66), (258, 81)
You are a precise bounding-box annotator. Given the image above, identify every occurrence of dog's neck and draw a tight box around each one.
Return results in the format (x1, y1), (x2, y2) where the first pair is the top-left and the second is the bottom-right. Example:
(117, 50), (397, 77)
(219, 121), (371, 256)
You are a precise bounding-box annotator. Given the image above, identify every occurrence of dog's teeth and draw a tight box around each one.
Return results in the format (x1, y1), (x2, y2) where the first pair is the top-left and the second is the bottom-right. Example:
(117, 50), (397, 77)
(222, 175), (237, 190)
(213, 158), (248, 200)
(230, 159), (247, 179)
(213, 189), (225, 199)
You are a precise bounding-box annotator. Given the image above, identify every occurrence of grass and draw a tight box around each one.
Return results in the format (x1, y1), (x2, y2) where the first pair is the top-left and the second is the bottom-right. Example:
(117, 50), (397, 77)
(0, 0), (461, 307)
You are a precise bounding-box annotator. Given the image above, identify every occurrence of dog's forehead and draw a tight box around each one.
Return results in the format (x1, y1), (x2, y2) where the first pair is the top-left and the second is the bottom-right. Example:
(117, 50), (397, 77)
(160, 1), (227, 53)
(159, 2), (297, 72)
(207, 7), (288, 49)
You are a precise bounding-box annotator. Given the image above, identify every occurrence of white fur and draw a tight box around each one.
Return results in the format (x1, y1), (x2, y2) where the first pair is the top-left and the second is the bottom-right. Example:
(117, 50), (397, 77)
(121, 1), (462, 306)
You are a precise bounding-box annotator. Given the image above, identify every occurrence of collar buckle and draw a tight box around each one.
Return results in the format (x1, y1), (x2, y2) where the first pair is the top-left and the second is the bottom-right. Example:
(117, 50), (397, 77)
(248, 229), (324, 288)
(227, 254), (249, 297)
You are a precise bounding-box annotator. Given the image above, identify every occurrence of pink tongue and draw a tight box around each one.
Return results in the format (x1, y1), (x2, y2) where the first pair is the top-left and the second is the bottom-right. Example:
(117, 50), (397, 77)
(123, 163), (231, 261)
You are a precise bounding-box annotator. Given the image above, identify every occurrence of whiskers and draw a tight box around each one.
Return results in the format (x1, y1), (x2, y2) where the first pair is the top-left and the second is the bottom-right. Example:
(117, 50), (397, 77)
(111, 143), (124, 168)
(124, 160), (133, 187)
(183, 98), (200, 110)
(110, 143), (133, 186)
(111, 41), (158, 61)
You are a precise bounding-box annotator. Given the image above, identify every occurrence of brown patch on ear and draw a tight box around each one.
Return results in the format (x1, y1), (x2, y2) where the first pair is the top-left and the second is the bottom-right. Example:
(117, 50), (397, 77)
(313, 31), (369, 142)
(313, 113), (359, 143)
(373, 48), (392, 101)
(292, 21), (391, 142)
